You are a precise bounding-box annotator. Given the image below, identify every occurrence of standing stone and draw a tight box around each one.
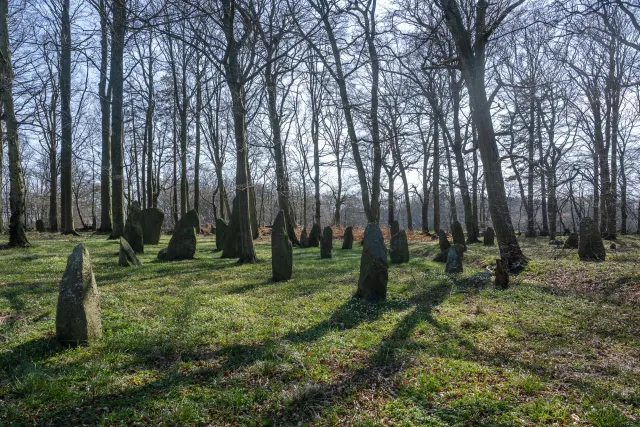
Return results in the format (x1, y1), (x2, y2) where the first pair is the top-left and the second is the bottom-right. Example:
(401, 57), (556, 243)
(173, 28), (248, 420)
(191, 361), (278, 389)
(124, 201), (144, 254)
(300, 228), (309, 248)
(36, 219), (46, 232)
(271, 211), (292, 282)
(563, 232), (579, 249)
(158, 209), (199, 261)
(484, 227), (495, 246)
(438, 229), (451, 252)
(342, 226), (354, 249)
(578, 217), (606, 261)
(141, 207), (164, 245)
(356, 223), (388, 302)
(390, 229), (410, 264)
(321, 226), (333, 259)
(495, 258), (509, 289)
(390, 220), (400, 237)
(451, 221), (466, 252)
(119, 237), (141, 267)
(215, 218), (228, 251)
(56, 244), (102, 345)
(445, 245), (463, 273)
(308, 223), (321, 247)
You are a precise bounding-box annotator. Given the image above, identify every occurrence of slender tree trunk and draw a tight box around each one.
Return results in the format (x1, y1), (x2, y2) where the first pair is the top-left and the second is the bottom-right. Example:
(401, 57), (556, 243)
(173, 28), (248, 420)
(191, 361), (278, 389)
(194, 51), (202, 215)
(0, 109), (3, 233)
(222, 0), (257, 263)
(443, 133), (458, 224)
(316, 12), (376, 223)
(108, 0), (126, 239)
(525, 94), (535, 237)
(387, 171), (395, 226)
(265, 60), (299, 245)
(313, 112), (320, 226)
(98, 0), (112, 232)
(145, 42), (154, 209)
(433, 119), (440, 232)
(0, 0), (29, 246)
(60, 0), (75, 235)
(48, 104), (58, 232)
(620, 156), (627, 234)
(536, 105), (549, 236)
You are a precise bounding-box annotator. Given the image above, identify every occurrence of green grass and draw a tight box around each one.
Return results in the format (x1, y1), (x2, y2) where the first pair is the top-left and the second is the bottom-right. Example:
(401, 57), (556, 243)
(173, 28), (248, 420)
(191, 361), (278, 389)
(1, 232), (639, 425)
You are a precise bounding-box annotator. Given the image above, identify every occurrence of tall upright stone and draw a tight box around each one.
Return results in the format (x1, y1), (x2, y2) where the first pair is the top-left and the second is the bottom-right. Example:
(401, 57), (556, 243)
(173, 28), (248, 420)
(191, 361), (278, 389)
(578, 217), (606, 261)
(271, 211), (292, 282)
(564, 232), (579, 249)
(119, 237), (141, 266)
(124, 201), (144, 253)
(356, 223), (388, 302)
(215, 218), (228, 251)
(390, 220), (400, 237)
(438, 229), (451, 252)
(158, 209), (199, 261)
(321, 226), (333, 259)
(445, 245), (463, 273)
(390, 229), (410, 264)
(451, 221), (466, 252)
(483, 227), (495, 246)
(308, 223), (321, 247)
(300, 227), (309, 248)
(56, 244), (102, 345)
(36, 219), (46, 232)
(141, 207), (164, 245)
(342, 226), (354, 249)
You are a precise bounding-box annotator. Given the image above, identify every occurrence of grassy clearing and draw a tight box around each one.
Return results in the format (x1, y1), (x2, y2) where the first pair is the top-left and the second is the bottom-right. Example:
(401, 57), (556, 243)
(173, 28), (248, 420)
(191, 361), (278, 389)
(1, 232), (639, 425)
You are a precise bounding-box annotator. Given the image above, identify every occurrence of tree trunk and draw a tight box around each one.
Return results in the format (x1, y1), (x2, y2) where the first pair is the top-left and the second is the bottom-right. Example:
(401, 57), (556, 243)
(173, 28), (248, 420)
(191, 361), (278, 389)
(48, 104), (58, 232)
(98, 0), (112, 232)
(222, 0), (256, 263)
(194, 51), (202, 215)
(60, 0), (75, 235)
(108, 0), (126, 239)
(443, 132), (458, 224)
(525, 94), (535, 237)
(433, 119), (440, 233)
(0, 0), (29, 246)
(265, 60), (299, 245)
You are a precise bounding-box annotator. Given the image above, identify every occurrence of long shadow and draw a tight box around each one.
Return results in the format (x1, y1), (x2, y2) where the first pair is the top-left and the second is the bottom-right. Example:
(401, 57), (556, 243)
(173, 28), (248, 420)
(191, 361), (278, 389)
(0, 336), (65, 374)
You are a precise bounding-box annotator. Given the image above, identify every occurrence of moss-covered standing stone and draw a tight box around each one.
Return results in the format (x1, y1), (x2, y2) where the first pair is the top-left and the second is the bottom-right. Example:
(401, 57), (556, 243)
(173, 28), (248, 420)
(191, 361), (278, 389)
(578, 217), (605, 261)
(356, 223), (388, 302)
(308, 223), (321, 248)
(119, 237), (141, 267)
(271, 211), (292, 282)
(158, 210), (199, 261)
(56, 243), (102, 345)
(390, 229), (410, 264)
(141, 207), (164, 245)
(215, 218), (228, 251)
(342, 226), (354, 249)
(124, 201), (144, 253)
(483, 227), (495, 246)
(320, 226), (333, 259)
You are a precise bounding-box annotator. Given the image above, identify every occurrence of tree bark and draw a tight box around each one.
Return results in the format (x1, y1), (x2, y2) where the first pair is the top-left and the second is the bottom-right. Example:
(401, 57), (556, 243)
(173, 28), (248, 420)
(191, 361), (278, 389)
(0, 0), (29, 246)
(108, 0), (126, 239)
(59, 0), (75, 235)
(221, 0), (256, 263)
(98, 0), (112, 232)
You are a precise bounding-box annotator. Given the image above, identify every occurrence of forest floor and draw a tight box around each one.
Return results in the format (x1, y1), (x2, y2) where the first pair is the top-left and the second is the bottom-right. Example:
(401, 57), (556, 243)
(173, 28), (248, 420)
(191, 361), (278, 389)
(1, 231), (639, 426)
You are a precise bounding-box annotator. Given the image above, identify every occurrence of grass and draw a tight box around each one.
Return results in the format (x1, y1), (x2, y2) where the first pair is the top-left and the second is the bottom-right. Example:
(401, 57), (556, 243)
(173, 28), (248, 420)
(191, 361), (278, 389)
(1, 231), (639, 425)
